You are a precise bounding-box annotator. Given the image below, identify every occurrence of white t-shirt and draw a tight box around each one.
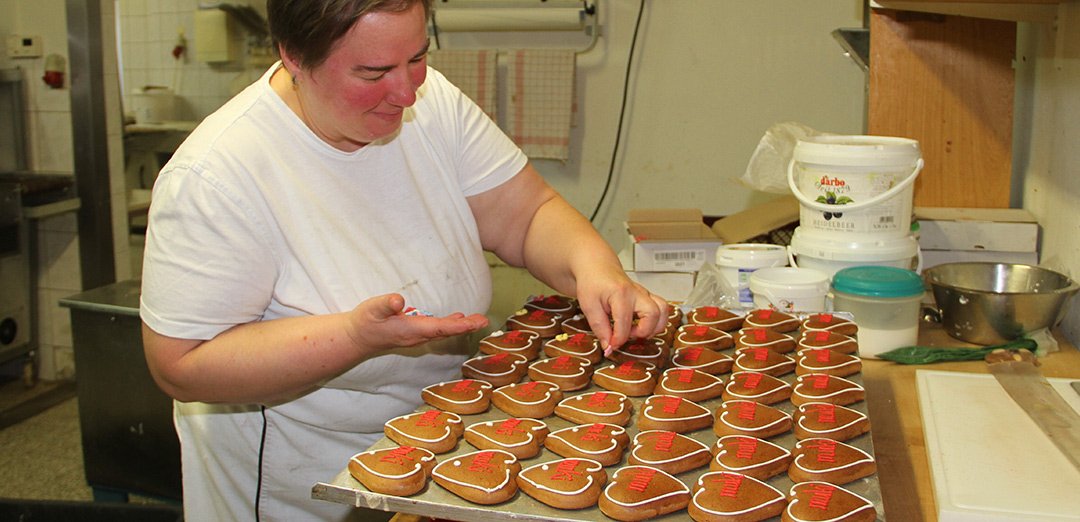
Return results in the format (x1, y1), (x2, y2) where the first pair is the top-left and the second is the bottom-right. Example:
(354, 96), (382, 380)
(140, 63), (527, 521)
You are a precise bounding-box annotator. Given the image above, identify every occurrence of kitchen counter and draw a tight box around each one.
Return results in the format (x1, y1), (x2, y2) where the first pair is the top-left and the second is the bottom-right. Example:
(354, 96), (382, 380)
(385, 322), (1080, 522)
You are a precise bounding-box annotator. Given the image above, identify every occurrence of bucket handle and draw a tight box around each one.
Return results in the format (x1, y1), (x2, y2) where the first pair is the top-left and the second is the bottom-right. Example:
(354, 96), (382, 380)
(787, 157), (924, 213)
(787, 245), (798, 268)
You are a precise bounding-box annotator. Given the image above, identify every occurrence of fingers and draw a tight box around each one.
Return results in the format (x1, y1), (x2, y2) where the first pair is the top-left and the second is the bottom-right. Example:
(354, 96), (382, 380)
(577, 299), (614, 354)
(372, 293), (406, 320)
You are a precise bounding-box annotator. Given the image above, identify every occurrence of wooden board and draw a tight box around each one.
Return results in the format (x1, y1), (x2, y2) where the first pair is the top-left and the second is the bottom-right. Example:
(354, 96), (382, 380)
(868, 9), (1016, 208)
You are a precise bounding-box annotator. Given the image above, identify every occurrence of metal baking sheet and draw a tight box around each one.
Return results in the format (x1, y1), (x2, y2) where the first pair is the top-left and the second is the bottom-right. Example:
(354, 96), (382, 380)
(314, 313), (885, 522)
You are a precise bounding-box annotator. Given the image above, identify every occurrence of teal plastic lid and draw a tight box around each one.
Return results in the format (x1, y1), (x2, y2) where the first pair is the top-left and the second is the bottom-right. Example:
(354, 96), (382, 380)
(831, 266), (924, 298)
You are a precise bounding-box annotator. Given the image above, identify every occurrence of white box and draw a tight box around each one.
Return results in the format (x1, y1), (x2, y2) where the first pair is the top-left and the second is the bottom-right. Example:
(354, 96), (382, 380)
(626, 208), (725, 273)
(626, 271), (696, 302)
(915, 207), (1040, 269)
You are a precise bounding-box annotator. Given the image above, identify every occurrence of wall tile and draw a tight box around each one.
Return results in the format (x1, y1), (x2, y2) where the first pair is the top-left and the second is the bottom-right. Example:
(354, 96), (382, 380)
(27, 111), (75, 173)
(40, 230), (81, 291)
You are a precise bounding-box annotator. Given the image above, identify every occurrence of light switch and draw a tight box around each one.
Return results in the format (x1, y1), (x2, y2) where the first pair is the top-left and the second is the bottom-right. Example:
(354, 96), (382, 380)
(6, 34), (42, 58)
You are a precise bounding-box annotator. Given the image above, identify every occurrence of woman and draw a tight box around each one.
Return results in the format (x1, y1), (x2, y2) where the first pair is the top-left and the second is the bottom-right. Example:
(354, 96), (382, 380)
(140, 0), (666, 520)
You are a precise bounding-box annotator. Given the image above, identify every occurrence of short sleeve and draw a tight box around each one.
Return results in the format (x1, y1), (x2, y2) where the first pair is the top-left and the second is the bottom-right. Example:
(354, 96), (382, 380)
(139, 167), (278, 340)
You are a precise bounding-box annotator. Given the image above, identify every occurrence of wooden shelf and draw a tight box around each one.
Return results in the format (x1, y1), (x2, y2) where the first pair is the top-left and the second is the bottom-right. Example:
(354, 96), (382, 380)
(871, 0), (1062, 23)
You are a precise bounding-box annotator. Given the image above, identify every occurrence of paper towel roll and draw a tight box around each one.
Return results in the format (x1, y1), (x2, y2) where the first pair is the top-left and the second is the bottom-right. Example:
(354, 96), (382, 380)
(435, 8), (584, 32)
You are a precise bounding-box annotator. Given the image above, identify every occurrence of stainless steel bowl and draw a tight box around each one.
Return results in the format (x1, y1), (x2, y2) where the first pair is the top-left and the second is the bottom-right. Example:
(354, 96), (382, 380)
(923, 262), (1079, 345)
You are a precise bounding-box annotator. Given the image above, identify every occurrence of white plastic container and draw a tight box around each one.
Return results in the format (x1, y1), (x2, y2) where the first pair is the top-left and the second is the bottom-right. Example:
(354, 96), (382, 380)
(749, 267), (830, 313)
(830, 266), (925, 359)
(788, 135), (923, 240)
(716, 244), (789, 307)
(129, 86), (177, 124)
(788, 226), (921, 279)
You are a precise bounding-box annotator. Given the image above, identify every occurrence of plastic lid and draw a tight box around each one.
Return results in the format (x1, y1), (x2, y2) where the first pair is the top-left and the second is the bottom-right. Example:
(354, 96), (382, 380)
(789, 227), (919, 262)
(793, 135), (921, 167)
(831, 266), (925, 297)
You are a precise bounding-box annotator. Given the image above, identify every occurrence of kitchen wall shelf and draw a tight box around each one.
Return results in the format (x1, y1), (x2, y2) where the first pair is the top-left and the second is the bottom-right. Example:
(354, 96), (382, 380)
(871, 0), (1063, 23)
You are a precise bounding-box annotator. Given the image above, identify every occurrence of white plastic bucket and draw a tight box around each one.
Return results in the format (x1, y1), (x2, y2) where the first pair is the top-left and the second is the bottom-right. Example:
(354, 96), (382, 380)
(788, 135), (923, 240)
(788, 226), (922, 279)
(749, 267), (830, 313)
(831, 266), (925, 359)
(715, 244), (789, 308)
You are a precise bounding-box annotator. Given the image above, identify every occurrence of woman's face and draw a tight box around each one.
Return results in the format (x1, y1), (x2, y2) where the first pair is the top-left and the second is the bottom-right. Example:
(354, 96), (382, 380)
(295, 3), (429, 150)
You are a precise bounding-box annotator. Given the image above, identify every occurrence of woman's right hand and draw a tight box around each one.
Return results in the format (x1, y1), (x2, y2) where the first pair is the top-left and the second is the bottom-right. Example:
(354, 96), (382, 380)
(344, 293), (490, 354)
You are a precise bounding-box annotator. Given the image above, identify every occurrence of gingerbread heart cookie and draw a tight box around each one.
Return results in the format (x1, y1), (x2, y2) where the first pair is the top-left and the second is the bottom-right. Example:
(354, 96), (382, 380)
(554, 391), (633, 426)
(507, 308), (563, 338)
(795, 349), (862, 378)
(599, 465), (691, 522)
(544, 332), (602, 364)
(491, 380), (563, 419)
(713, 400), (792, 439)
(673, 324), (734, 351)
(461, 352), (529, 387)
(421, 379), (493, 415)
(464, 418), (550, 459)
(742, 309), (799, 332)
(801, 313), (858, 336)
(690, 471), (786, 522)
(686, 306), (743, 331)
(791, 374), (866, 406)
(431, 449), (521, 504)
(733, 347), (796, 377)
(384, 409), (464, 454)
(735, 328), (797, 354)
(637, 395), (712, 434)
(671, 346), (734, 375)
(789, 438), (877, 485)
(607, 337), (668, 369)
(545, 423), (630, 466)
(783, 482), (876, 522)
(797, 330), (859, 355)
(722, 371), (793, 405)
(348, 445), (436, 496)
(793, 402), (871, 442)
(655, 368), (726, 403)
(628, 430), (711, 475)
(478, 329), (542, 360)
(527, 355), (594, 391)
(517, 458), (608, 509)
(710, 435), (791, 481)
(593, 361), (660, 397)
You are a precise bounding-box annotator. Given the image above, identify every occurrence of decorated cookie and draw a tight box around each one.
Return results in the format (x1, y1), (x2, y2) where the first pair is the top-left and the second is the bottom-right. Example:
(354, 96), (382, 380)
(735, 328), (797, 354)
(560, 314), (594, 336)
(348, 445), (436, 496)
(793, 402), (871, 442)
(421, 379), (493, 415)
(544, 332), (603, 364)
(545, 423), (630, 466)
(690, 471), (786, 522)
(654, 368), (726, 403)
(795, 349), (862, 378)
(507, 308), (563, 338)
(628, 430), (711, 475)
(791, 374), (866, 407)
(384, 409), (464, 454)
(713, 400), (792, 439)
(637, 395), (713, 434)
(801, 313), (858, 336)
(673, 324), (735, 351)
(431, 449), (521, 504)
(528, 355), (594, 391)
(710, 435), (792, 481)
(554, 391), (633, 426)
(797, 330), (859, 355)
(742, 309), (799, 333)
(464, 417), (550, 459)
(783, 482), (876, 522)
(607, 337), (669, 369)
(491, 380), (564, 419)
(686, 306), (744, 331)
(593, 361), (660, 397)
(461, 352), (529, 387)
(733, 347), (797, 377)
(599, 466), (691, 522)
(789, 438), (877, 485)
(517, 458), (608, 509)
(722, 371), (793, 405)
(671, 346), (735, 375)
(524, 294), (578, 315)
(478, 329), (542, 360)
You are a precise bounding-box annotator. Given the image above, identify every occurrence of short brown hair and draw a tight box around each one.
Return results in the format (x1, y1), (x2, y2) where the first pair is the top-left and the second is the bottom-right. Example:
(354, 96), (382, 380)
(268, 0), (432, 70)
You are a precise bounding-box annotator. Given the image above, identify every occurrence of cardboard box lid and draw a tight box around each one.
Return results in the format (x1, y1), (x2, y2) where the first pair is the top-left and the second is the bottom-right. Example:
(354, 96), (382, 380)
(627, 208), (719, 241)
(914, 207), (1037, 224)
(710, 195), (800, 244)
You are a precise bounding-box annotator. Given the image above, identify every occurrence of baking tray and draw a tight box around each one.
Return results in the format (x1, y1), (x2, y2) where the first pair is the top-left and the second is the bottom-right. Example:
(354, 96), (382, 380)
(314, 316), (886, 522)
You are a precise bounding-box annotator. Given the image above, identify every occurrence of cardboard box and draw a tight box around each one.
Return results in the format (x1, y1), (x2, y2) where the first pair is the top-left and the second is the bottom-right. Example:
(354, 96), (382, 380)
(915, 207), (1040, 269)
(710, 195), (800, 244)
(626, 271), (696, 302)
(626, 208), (725, 272)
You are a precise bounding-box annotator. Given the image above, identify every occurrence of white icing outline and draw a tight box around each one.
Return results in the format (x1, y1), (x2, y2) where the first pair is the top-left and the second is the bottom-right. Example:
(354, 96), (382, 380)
(724, 372), (792, 401)
(544, 334), (600, 357)
(351, 447), (435, 480)
(801, 314), (857, 334)
(785, 481), (876, 522)
(797, 331), (857, 352)
(594, 362), (658, 385)
(736, 328), (796, 350)
(528, 356), (592, 380)
(657, 368), (725, 395)
(462, 353), (528, 379)
(743, 310), (799, 331)
(733, 348), (796, 374)
(691, 471), (785, 516)
(601, 466), (690, 507)
(796, 350), (861, 373)
(422, 379), (493, 405)
(640, 395), (711, 423)
(793, 374), (865, 401)
(713, 436), (790, 473)
(791, 438), (875, 476)
(671, 347), (733, 372)
(479, 330), (540, 354)
(630, 430), (710, 466)
(547, 424), (627, 455)
(556, 391), (630, 418)
(519, 458), (604, 496)
(493, 381), (561, 406)
(795, 402), (868, 436)
(385, 411), (462, 444)
(464, 418), (547, 449)
(432, 449), (518, 494)
(674, 325), (733, 348)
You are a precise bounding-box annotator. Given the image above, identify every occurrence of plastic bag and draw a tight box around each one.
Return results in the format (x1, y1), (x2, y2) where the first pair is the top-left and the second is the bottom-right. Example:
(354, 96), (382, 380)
(737, 122), (831, 194)
(682, 261), (741, 310)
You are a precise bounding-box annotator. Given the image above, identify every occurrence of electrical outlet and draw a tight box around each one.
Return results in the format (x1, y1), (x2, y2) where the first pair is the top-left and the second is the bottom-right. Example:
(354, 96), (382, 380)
(6, 35), (42, 58)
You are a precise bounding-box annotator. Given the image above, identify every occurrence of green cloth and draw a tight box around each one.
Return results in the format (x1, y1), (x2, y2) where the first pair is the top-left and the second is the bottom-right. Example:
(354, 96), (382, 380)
(876, 338), (1038, 365)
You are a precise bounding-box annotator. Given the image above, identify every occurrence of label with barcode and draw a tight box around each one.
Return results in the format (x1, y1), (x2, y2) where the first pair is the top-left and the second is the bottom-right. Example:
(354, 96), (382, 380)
(651, 250), (706, 269)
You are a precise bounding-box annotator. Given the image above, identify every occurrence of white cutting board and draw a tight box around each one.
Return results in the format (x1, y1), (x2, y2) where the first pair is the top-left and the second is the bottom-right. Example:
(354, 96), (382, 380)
(917, 370), (1080, 522)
